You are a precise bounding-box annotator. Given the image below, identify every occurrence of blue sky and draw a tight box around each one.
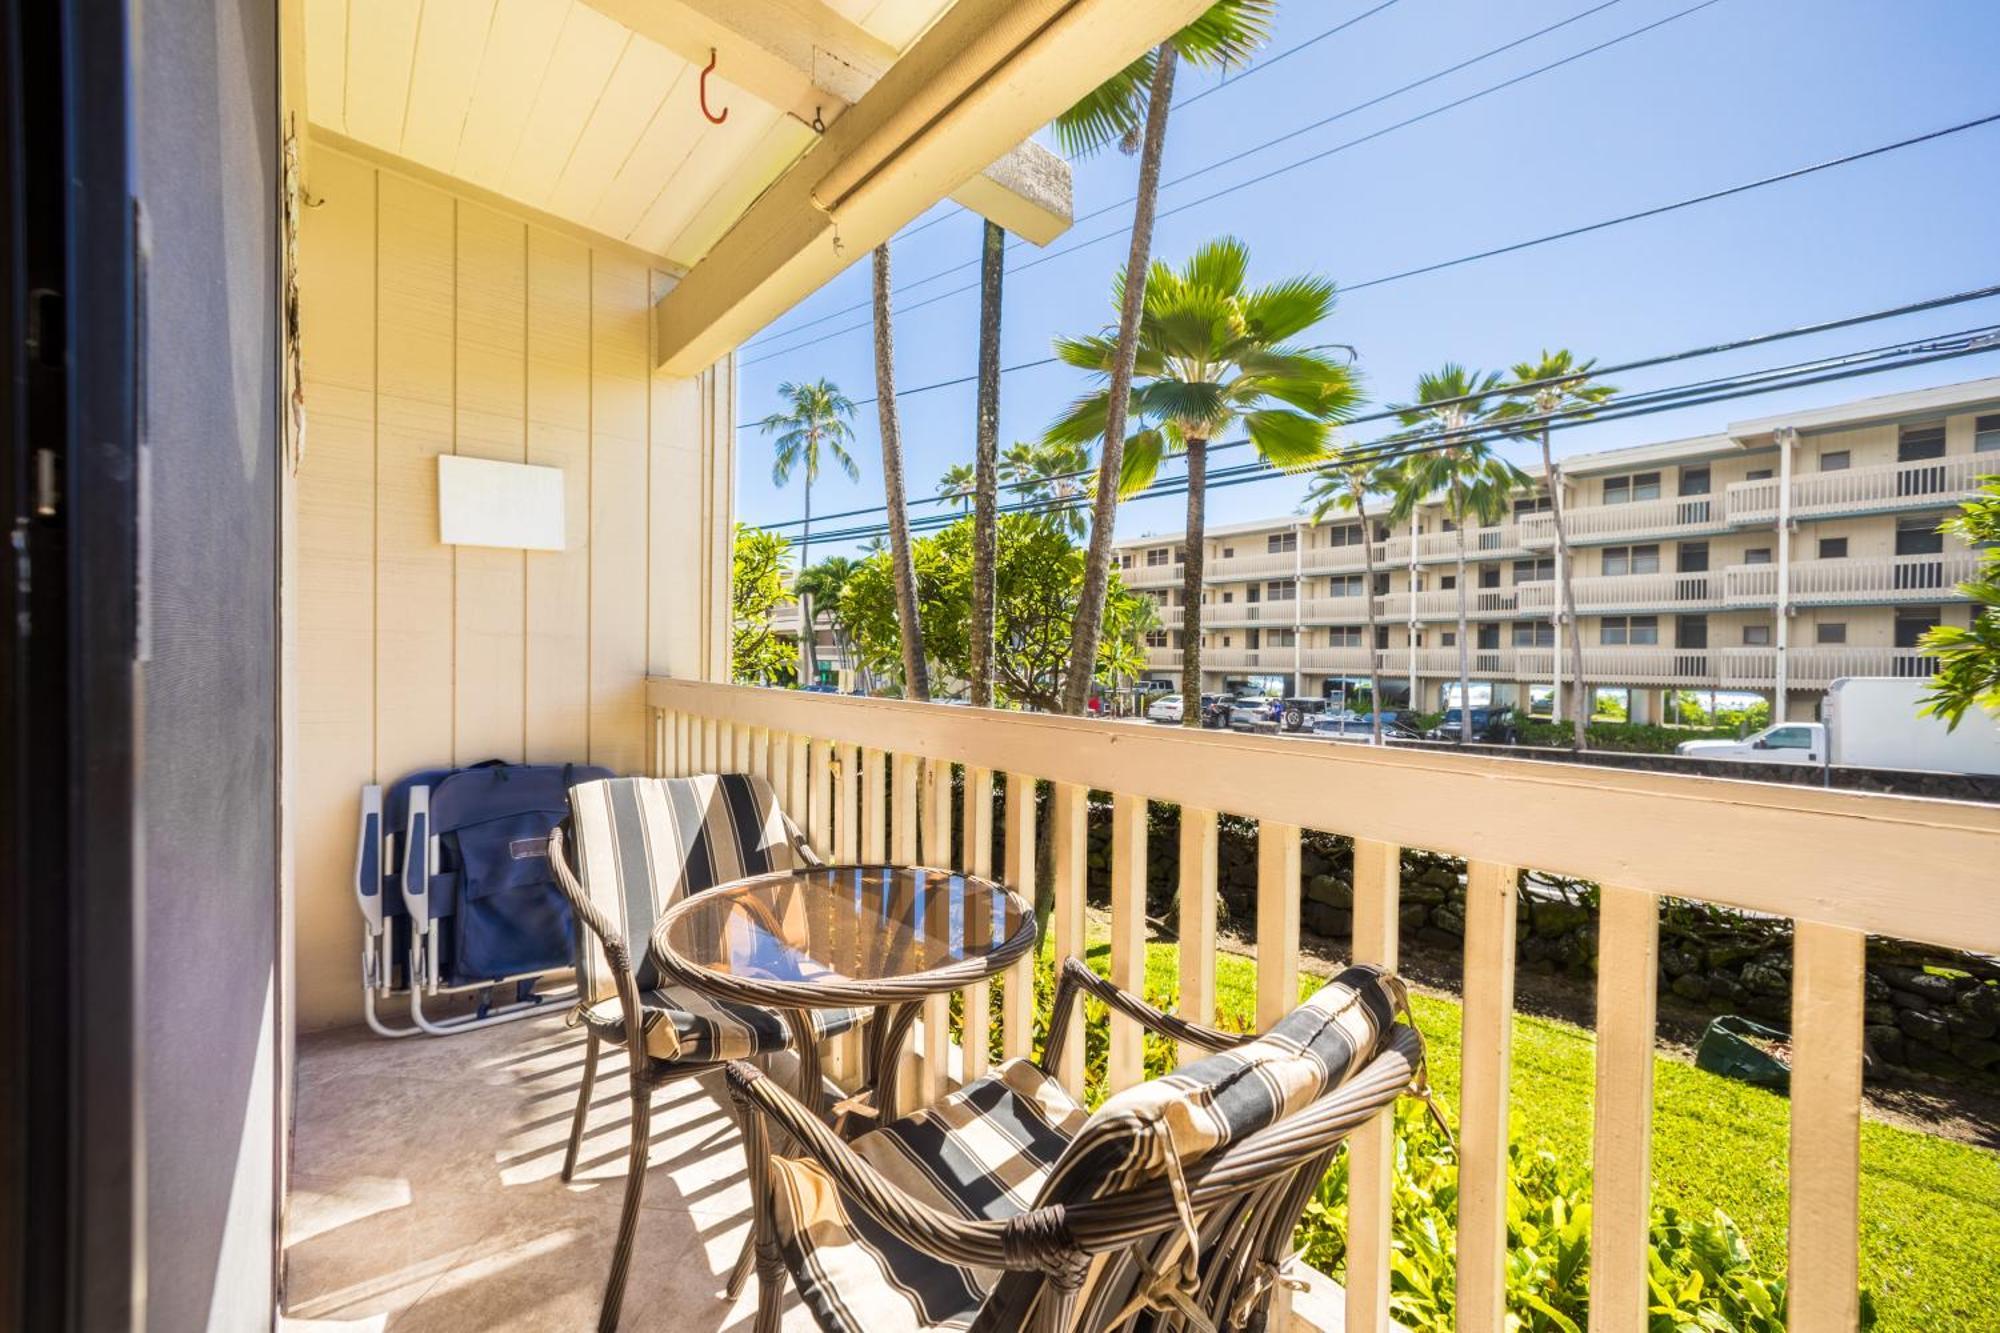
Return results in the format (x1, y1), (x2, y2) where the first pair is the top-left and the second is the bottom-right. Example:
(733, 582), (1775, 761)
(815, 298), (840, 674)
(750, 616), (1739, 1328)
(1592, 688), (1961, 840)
(735, 0), (2000, 556)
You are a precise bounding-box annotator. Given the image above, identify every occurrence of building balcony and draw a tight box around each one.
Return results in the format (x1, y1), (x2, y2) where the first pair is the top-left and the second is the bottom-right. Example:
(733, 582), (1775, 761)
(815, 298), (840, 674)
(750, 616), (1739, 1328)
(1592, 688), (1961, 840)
(1516, 571), (1726, 616)
(1299, 593), (1375, 624)
(1513, 646), (1725, 688)
(1725, 454), (1990, 524)
(1722, 553), (1980, 608)
(1143, 646), (1183, 670)
(1124, 561), (1183, 589)
(1298, 541), (1382, 575)
(1380, 522), (1530, 565)
(1202, 600), (1296, 628)
(1298, 645), (1380, 673)
(1519, 495), (1729, 547)
(1375, 587), (1524, 621)
(1718, 646), (1938, 689)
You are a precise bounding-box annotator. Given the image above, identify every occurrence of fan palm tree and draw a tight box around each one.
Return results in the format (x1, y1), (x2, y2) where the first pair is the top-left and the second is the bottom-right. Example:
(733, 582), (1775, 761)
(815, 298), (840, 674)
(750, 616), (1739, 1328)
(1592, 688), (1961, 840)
(1495, 350), (1619, 748)
(999, 441), (1093, 539)
(1303, 454), (1395, 743)
(1386, 366), (1530, 742)
(937, 462), (976, 509)
(757, 379), (859, 683)
(872, 244), (929, 700)
(1048, 236), (1360, 726)
(1056, 0), (1276, 716)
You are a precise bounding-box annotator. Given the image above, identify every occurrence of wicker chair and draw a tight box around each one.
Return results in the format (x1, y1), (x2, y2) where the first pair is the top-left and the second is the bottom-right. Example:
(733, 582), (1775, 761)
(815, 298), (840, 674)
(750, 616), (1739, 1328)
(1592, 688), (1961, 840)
(724, 955), (1426, 1333)
(547, 773), (866, 1333)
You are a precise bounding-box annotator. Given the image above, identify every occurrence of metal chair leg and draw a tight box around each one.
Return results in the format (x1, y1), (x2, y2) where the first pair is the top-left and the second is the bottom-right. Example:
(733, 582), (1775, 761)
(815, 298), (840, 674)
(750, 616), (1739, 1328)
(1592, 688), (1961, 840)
(597, 1081), (652, 1333)
(562, 1028), (601, 1183)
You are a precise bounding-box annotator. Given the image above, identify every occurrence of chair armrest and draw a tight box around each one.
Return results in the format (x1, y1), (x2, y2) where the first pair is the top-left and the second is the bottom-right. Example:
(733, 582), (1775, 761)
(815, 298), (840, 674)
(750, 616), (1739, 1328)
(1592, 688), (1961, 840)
(1039, 955), (1247, 1077)
(722, 1061), (1078, 1276)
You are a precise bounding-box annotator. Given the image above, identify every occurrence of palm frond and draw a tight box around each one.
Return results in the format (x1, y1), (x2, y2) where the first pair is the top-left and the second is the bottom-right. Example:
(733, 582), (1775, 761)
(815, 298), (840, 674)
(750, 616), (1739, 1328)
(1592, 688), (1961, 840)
(1242, 275), (1338, 344)
(1052, 50), (1154, 157)
(1244, 409), (1333, 468)
(1118, 427), (1169, 498)
(1172, 0), (1277, 68)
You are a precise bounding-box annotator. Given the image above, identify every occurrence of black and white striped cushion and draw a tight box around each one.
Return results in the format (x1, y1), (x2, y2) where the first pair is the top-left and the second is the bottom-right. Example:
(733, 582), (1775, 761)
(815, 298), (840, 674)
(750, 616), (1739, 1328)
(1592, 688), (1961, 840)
(768, 1059), (1088, 1333)
(578, 987), (863, 1063)
(566, 774), (811, 1002)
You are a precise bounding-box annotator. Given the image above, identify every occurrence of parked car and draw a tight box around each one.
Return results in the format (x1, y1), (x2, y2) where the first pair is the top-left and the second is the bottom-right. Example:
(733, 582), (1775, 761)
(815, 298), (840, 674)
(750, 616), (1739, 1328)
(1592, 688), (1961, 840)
(1277, 697), (1343, 732)
(1228, 697), (1282, 732)
(1313, 715), (1419, 742)
(1425, 706), (1520, 744)
(1677, 677), (2000, 775)
(1201, 695), (1239, 729)
(1146, 693), (1220, 724)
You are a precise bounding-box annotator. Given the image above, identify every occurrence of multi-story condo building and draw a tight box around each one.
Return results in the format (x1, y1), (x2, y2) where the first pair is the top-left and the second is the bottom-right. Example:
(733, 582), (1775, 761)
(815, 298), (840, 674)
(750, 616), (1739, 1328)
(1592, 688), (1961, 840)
(1117, 377), (2000, 722)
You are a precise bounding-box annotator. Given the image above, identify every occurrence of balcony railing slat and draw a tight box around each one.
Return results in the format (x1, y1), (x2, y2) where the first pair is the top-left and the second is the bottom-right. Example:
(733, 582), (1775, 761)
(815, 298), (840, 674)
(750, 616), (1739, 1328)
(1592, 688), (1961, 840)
(1256, 822), (1302, 1030)
(1457, 858), (1520, 1333)
(1002, 771), (1037, 1061)
(1107, 793), (1148, 1095)
(1788, 922), (1866, 1331)
(863, 748), (889, 865)
(1178, 807), (1219, 1066)
(1344, 838), (1401, 1333)
(1590, 885), (1661, 1332)
(962, 765), (995, 1080)
(1051, 782), (1089, 1096)
(702, 717), (720, 773)
(834, 743), (859, 863)
(919, 758), (953, 1100)
(785, 734), (810, 843)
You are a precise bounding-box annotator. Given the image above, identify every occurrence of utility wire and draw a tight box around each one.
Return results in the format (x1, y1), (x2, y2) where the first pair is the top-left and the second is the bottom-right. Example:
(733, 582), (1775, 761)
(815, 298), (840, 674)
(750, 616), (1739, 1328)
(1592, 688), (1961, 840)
(754, 282), (2000, 524)
(778, 327), (2000, 545)
(744, 0), (1715, 360)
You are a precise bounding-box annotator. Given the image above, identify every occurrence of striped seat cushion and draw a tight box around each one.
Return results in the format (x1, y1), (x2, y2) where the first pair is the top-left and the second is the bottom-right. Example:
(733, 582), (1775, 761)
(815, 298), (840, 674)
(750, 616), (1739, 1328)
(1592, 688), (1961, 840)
(579, 988), (864, 1064)
(1036, 964), (1405, 1212)
(565, 774), (811, 1001)
(769, 1059), (1088, 1333)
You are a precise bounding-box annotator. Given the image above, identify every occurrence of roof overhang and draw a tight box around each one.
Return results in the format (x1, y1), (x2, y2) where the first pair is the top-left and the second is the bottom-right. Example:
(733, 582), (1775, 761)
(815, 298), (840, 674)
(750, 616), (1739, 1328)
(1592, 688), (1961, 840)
(1725, 374), (2000, 446)
(653, 0), (1213, 375)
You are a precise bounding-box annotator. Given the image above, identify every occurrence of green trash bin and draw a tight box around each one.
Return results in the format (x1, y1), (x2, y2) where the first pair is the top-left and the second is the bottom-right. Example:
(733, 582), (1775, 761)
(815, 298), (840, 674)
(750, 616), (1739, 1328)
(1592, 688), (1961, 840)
(1695, 1015), (1792, 1093)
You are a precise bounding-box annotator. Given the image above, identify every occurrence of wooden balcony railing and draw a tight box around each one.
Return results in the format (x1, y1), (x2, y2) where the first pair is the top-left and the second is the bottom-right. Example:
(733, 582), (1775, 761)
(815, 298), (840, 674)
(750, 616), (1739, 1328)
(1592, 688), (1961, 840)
(1380, 523), (1529, 565)
(1725, 454), (1990, 524)
(1718, 646), (1939, 688)
(1514, 570), (1724, 615)
(645, 677), (2000, 1333)
(1376, 588), (1522, 621)
(1722, 553), (1979, 608)
(1124, 562), (1182, 588)
(1519, 495), (1727, 547)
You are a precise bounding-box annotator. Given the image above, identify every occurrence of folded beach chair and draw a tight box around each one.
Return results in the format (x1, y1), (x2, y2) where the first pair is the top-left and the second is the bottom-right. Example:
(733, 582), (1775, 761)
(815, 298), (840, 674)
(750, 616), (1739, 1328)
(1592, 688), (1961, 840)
(355, 760), (611, 1036)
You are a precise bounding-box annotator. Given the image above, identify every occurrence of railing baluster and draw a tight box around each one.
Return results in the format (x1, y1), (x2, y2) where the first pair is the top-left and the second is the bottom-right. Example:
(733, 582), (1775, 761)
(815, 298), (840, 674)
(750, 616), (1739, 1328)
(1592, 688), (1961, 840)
(1051, 781), (1088, 1096)
(835, 743), (859, 863)
(918, 758), (953, 1100)
(785, 734), (809, 841)
(747, 725), (769, 780)
(1107, 793), (1148, 1094)
(889, 753), (920, 1115)
(961, 765), (995, 1081)
(735, 723), (756, 775)
(1457, 858), (1519, 1333)
(1344, 838), (1401, 1333)
(1590, 884), (1660, 1332)
(863, 747), (888, 865)
(806, 738), (833, 861)
(716, 721), (736, 773)
(701, 717), (719, 773)
(1789, 922), (1865, 1330)
(1002, 771), (1036, 1061)
(1178, 807), (1218, 1066)
(1255, 821), (1301, 1029)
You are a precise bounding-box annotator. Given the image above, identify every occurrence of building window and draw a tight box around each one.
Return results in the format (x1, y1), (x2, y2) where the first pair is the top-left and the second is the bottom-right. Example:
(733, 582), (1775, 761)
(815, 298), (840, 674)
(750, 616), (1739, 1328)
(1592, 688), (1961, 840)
(1145, 548), (1168, 567)
(1118, 553), (1133, 569)
(1326, 523), (1364, 547)
(1326, 625), (1363, 647)
(1816, 623), (1847, 645)
(1268, 531), (1297, 554)
(1440, 631), (1456, 647)
(1601, 615), (1659, 646)
(1743, 624), (1772, 646)
(1512, 622), (1554, 647)
(1145, 630), (1168, 647)
(1439, 574), (1456, 590)
(1746, 468), (1773, 482)
(1745, 547), (1773, 565)
(1222, 635), (1233, 648)
(1513, 557), (1554, 583)
(1328, 574), (1364, 597)
(1603, 471), (1661, 504)
(1479, 567), (1502, 589)
(1820, 450), (1850, 471)
(1265, 580), (1297, 601)
(1514, 494), (1551, 515)
(1221, 546), (1234, 559)
(1977, 414), (2000, 453)
(1898, 423), (1947, 460)
(1174, 545), (1187, 563)
(1896, 516), (1944, 557)
(1679, 465), (1711, 496)
(1603, 544), (1661, 576)
(1895, 606), (1942, 649)
(1819, 537), (1849, 559)
(1266, 628), (1297, 647)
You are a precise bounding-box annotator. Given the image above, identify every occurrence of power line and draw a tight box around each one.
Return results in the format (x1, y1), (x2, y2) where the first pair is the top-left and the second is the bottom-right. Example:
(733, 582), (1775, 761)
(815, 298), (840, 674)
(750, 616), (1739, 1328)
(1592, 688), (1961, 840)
(743, 0), (1717, 361)
(752, 281), (2000, 521)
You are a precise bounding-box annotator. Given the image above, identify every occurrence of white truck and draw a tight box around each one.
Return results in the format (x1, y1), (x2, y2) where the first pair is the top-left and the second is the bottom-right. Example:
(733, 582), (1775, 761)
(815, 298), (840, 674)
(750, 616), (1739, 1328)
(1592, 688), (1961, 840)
(1676, 677), (2000, 776)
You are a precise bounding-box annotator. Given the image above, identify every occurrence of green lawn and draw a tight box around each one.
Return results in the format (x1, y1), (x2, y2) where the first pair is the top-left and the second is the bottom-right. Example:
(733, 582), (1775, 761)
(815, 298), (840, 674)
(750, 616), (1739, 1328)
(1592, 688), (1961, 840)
(1043, 935), (2000, 1331)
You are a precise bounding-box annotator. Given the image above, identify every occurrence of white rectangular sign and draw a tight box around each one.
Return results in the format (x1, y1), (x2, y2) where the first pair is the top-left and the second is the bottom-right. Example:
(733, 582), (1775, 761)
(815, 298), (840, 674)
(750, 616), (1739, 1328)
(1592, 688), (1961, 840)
(437, 455), (566, 551)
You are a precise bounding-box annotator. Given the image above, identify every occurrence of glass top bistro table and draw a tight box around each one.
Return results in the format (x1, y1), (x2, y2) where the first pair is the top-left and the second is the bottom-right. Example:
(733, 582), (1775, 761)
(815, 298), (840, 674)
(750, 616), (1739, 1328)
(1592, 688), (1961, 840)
(654, 864), (1036, 1128)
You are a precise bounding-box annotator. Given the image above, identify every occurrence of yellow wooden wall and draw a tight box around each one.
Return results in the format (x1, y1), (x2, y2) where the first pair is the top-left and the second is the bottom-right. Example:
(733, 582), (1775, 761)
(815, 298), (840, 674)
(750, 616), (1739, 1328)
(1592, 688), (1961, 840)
(294, 145), (732, 1029)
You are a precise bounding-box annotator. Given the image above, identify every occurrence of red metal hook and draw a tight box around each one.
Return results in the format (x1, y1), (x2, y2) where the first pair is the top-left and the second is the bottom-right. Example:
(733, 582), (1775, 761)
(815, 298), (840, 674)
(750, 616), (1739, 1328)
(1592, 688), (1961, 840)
(699, 48), (728, 125)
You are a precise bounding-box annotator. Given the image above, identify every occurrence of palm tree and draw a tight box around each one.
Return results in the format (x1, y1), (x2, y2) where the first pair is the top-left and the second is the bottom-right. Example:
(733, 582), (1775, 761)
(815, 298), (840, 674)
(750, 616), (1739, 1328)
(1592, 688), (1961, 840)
(1048, 236), (1360, 726)
(758, 379), (859, 684)
(1303, 454), (1395, 743)
(937, 462), (976, 509)
(970, 220), (1006, 708)
(1055, 0), (1276, 716)
(999, 441), (1092, 538)
(1496, 351), (1618, 749)
(1386, 366), (1530, 742)
(794, 556), (870, 692)
(872, 244), (929, 700)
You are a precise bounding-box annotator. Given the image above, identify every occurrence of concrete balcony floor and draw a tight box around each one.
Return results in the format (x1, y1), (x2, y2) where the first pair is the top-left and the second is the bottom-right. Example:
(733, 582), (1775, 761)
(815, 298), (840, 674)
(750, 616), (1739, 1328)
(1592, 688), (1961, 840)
(281, 1009), (815, 1332)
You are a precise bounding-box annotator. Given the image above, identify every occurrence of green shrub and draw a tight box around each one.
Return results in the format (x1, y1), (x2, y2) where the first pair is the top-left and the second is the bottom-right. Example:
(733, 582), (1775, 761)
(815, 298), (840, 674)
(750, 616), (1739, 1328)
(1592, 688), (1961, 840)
(1515, 718), (1744, 754)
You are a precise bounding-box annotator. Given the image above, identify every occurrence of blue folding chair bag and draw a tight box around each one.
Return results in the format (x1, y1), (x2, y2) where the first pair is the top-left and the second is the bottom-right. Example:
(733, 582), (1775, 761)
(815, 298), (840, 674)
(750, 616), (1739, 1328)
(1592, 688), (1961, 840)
(429, 762), (613, 984)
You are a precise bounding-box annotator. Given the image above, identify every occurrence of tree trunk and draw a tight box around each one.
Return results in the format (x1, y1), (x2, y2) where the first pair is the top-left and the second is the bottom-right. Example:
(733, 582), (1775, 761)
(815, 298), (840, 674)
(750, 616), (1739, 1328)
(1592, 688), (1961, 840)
(798, 476), (816, 685)
(970, 220), (1004, 707)
(1179, 437), (1208, 728)
(1059, 42), (1180, 716)
(1545, 432), (1587, 749)
(1454, 481), (1472, 743)
(1357, 485), (1383, 746)
(873, 244), (930, 700)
